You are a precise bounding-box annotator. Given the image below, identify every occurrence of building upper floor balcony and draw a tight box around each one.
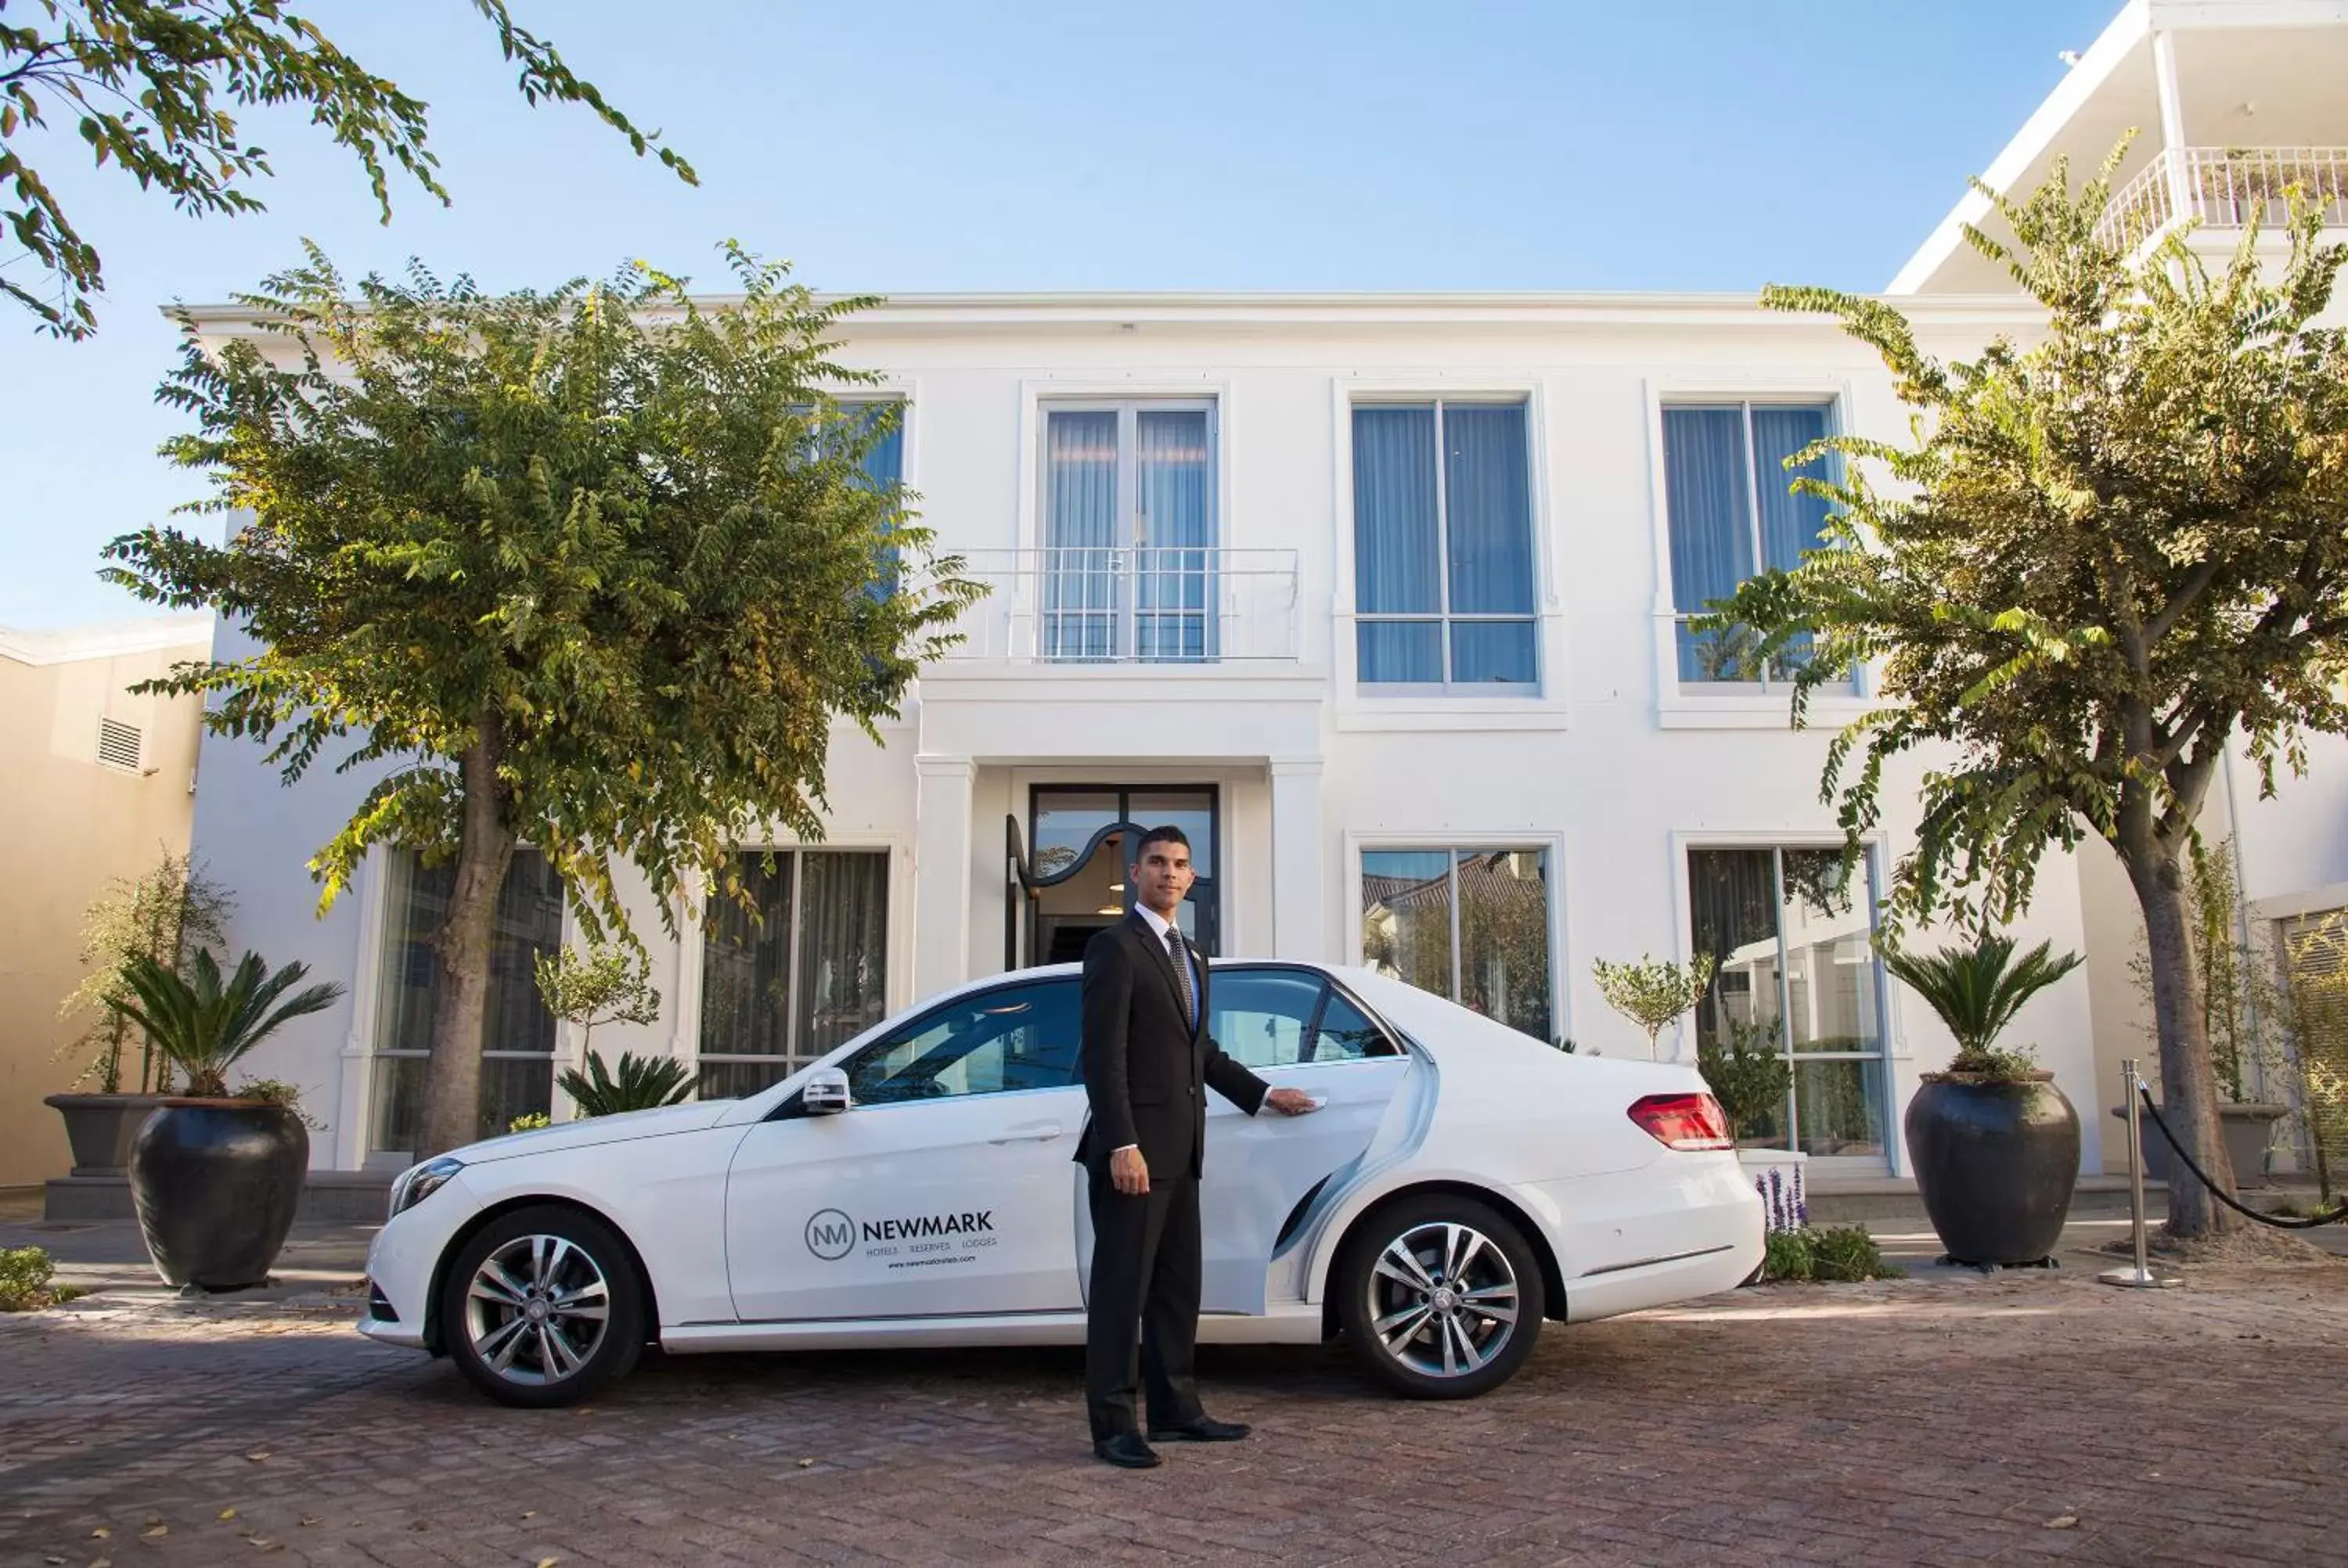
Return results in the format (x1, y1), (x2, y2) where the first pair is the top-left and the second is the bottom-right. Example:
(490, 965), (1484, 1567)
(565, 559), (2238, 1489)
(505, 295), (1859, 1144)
(2094, 145), (2348, 252)
(940, 547), (1303, 666)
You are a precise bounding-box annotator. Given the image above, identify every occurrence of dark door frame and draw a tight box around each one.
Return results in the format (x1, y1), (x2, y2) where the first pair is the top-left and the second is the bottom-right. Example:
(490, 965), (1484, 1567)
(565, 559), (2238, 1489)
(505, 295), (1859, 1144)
(1005, 784), (1221, 970)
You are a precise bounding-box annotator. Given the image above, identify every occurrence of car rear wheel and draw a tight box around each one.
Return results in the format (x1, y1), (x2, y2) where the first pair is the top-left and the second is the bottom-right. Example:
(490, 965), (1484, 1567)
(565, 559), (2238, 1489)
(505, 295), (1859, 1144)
(1336, 1193), (1544, 1399)
(441, 1205), (644, 1408)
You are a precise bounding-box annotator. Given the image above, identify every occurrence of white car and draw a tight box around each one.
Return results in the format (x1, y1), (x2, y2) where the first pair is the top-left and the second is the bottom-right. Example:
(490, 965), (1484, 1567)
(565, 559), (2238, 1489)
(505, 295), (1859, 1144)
(362, 962), (1763, 1408)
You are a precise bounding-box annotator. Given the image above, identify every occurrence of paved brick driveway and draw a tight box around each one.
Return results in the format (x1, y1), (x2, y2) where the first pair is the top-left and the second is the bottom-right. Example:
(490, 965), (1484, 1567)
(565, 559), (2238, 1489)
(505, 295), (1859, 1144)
(3, 1260), (2344, 1568)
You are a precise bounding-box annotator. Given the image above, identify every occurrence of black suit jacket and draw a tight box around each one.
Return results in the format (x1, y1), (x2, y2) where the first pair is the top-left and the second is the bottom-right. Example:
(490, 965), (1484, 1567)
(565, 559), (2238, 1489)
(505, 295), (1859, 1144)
(1075, 913), (1269, 1179)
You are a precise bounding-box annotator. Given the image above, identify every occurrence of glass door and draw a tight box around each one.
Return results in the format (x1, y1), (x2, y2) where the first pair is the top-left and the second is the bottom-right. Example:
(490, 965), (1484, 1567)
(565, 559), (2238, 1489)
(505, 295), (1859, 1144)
(1025, 786), (1219, 966)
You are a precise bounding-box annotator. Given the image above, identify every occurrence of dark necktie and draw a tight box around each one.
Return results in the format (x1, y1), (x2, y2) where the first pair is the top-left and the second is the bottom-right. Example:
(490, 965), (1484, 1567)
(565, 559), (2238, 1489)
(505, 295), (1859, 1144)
(1165, 929), (1195, 1027)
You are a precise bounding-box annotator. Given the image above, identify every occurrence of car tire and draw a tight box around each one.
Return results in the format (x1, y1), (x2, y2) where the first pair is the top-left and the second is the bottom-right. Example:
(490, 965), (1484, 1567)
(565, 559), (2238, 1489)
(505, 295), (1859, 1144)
(1335, 1192), (1545, 1400)
(440, 1204), (645, 1408)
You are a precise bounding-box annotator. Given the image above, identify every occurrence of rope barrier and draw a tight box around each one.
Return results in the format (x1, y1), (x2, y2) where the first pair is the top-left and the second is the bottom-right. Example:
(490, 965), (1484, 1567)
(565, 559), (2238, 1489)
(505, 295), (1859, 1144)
(2136, 1086), (2348, 1228)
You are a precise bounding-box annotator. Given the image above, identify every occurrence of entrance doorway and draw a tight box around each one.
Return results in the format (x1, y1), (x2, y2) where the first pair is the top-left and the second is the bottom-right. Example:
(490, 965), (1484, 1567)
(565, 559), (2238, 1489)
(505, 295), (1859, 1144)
(1007, 786), (1219, 969)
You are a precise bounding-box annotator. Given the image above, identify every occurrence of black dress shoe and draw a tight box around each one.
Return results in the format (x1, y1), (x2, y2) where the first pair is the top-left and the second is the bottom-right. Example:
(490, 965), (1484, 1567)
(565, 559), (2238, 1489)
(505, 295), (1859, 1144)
(1093, 1433), (1161, 1469)
(1147, 1416), (1251, 1442)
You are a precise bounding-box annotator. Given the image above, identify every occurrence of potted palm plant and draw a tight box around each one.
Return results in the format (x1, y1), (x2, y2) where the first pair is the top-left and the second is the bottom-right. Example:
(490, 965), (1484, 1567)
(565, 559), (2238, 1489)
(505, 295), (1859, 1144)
(1885, 934), (2085, 1267)
(103, 949), (344, 1290)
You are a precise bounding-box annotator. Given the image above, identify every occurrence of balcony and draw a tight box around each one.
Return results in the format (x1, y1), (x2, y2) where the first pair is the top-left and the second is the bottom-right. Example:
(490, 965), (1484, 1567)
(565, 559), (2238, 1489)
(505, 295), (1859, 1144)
(942, 547), (1302, 665)
(2096, 146), (2348, 253)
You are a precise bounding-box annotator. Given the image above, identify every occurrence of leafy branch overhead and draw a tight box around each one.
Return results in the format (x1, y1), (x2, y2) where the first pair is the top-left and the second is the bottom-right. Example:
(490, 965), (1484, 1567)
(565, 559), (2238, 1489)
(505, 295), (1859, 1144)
(0, 0), (694, 337)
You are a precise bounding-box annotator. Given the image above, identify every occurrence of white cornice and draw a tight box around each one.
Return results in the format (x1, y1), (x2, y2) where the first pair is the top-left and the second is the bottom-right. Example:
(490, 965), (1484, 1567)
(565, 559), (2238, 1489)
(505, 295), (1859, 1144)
(167, 290), (2049, 340)
(0, 613), (214, 667)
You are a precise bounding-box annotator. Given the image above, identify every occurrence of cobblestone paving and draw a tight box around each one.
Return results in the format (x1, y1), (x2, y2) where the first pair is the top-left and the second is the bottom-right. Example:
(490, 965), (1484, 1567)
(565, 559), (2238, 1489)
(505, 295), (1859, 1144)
(2, 1261), (2344, 1567)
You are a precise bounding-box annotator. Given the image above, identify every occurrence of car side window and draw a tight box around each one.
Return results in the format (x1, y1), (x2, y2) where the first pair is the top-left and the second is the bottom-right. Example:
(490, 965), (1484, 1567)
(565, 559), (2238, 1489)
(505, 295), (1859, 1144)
(843, 980), (1082, 1105)
(1305, 989), (1399, 1062)
(1207, 969), (1329, 1070)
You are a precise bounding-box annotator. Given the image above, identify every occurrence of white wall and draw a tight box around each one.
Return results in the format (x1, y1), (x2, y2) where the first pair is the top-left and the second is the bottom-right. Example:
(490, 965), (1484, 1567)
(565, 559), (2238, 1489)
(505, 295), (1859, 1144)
(187, 294), (2112, 1175)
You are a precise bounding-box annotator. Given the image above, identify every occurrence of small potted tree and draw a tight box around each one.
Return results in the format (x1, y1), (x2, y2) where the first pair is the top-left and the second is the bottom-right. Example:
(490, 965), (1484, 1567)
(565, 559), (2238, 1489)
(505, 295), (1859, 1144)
(1885, 934), (2084, 1267)
(105, 949), (343, 1290)
(45, 853), (232, 1178)
(1698, 1018), (1801, 1231)
(533, 943), (665, 1122)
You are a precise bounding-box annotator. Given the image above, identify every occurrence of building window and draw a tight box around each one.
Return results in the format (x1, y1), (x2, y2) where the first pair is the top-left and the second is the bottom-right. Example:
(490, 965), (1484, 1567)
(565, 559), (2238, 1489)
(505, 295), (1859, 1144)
(698, 849), (890, 1096)
(1662, 401), (1837, 686)
(1688, 846), (1887, 1159)
(1352, 400), (1537, 691)
(1359, 847), (1551, 1041)
(372, 848), (566, 1156)
(1041, 401), (1216, 662)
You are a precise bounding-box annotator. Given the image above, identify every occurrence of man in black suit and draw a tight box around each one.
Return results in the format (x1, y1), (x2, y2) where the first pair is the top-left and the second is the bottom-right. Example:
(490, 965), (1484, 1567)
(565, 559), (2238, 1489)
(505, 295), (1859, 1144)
(1076, 824), (1318, 1469)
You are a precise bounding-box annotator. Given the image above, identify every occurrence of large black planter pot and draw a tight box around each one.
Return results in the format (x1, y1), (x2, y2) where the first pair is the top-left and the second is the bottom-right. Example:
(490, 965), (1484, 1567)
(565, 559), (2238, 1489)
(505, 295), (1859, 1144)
(1906, 1076), (2081, 1266)
(128, 1100), (309, 1291)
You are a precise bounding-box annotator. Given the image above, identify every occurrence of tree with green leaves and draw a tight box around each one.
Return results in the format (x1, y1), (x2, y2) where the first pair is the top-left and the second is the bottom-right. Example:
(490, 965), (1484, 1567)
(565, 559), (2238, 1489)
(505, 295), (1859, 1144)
(1706, 144), (2348, 1237)
(534, 943), (661, 1070)
(1, 0), (693, 337)
(103, 245), (984, 1157)
(1592, 951), (1716, 1056)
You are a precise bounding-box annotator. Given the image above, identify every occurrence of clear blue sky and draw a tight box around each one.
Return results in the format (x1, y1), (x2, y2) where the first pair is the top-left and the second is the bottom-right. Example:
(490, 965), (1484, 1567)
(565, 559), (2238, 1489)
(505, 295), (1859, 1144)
(0, 0), (2119, 629)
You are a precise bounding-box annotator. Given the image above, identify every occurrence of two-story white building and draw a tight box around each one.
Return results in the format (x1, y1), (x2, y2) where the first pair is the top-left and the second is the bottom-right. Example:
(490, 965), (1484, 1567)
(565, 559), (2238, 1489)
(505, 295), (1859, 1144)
(174, 0), (2348, 1185)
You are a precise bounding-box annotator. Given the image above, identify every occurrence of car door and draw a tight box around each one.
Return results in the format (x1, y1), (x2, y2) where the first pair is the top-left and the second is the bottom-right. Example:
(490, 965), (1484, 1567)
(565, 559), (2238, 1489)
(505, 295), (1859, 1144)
(724, 977), (1087, 1323)
(1075, 966), (1412, 1317)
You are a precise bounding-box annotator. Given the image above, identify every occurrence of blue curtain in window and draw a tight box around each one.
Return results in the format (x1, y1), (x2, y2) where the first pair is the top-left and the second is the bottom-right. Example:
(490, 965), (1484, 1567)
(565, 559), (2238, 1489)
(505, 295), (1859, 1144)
(850, 403), (906, 600)
(1444, 405), (1536, 683)
(1664, 407), (1757, 682)
(1136, 409), (1211, 661)
(1044, 410), (1118, 660)
(1751, 408), (1831, 571)
(1352, 406), (1442, 682)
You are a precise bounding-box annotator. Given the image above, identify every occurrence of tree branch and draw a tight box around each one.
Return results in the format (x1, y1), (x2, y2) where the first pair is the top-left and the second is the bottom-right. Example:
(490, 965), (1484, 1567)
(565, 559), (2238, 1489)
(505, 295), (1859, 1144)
(2141, 555), (2228, 649)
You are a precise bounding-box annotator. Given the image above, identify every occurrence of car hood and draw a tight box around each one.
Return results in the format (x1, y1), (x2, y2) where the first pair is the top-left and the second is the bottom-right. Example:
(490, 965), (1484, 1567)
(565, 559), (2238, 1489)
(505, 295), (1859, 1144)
(446, 1100), (739, 1165)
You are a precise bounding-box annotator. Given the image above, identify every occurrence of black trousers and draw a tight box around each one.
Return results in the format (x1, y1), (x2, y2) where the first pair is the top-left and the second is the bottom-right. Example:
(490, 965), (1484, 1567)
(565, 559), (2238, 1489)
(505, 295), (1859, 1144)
(1084, 1165), (1208, 1441)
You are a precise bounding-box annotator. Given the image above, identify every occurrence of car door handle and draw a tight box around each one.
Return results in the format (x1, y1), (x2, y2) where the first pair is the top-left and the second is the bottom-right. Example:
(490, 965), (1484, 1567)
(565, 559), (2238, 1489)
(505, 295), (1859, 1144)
(989, 1120), (1064, 1145)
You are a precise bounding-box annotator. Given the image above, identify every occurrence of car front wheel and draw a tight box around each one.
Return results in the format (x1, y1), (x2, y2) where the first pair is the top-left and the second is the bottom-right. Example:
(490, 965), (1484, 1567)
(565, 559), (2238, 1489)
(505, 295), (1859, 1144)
(1336, 1193), (1544, 1398)
(440, 1204), (645, 1408)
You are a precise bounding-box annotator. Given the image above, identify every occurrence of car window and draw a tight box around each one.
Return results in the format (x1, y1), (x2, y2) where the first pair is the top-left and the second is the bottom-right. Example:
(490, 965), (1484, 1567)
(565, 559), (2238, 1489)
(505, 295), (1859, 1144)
(1209, 969), (1329, 1070)
(1305, 989), (1398, 1062)
(843, 980), (1082, 1105)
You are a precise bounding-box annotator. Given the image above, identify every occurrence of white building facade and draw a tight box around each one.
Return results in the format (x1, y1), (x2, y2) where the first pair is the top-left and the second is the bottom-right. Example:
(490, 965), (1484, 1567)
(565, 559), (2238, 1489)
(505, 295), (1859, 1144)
(181, 0), (2348, 1182)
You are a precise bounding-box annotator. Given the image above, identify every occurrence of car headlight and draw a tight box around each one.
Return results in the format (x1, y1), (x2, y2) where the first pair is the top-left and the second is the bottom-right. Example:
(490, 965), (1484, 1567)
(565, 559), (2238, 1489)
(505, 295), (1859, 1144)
(388, 1156), (464, 1220)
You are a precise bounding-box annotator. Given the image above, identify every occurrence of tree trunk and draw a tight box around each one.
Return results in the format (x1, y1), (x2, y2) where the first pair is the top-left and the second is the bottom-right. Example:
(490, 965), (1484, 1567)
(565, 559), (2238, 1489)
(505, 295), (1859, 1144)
(417, 715), (517, 1160)
(2127, 847), (2236, 1236)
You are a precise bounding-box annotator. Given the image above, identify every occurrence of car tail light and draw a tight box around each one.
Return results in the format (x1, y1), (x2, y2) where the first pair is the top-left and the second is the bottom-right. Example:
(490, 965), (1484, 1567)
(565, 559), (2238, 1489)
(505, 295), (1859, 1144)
(1628, 1092), (1734, 1151)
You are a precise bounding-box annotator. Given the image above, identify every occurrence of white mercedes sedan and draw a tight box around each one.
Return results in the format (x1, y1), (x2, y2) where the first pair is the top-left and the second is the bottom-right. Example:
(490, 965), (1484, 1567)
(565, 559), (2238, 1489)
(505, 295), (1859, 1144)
(362, 962), (1763, 1407)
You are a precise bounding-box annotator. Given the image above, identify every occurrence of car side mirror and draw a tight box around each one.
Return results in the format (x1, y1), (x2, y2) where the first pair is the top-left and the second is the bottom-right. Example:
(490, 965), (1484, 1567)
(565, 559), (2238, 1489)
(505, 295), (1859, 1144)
(802, 1067), (852, 1116)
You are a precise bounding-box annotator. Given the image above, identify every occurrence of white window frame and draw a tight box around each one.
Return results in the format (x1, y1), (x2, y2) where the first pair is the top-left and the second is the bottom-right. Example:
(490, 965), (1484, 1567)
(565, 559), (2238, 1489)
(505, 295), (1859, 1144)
(1342, 829), (1568, 1044)
(676, 837), (910, 1089)
(1331, 374), (1568, 732)
(1668, 828), (1903, 1175)
(1348, 395), (1544, 700)
(1644, 376), (1876, 731)
(353, 843), (573, 1168)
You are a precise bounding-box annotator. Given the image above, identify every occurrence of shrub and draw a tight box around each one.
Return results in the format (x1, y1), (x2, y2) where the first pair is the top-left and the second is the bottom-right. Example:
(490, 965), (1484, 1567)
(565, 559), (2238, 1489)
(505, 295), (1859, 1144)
(1757, 1225), (1901, 1284)
(0, 1247), (75, 1311)
(508, 1111), (553, 1134)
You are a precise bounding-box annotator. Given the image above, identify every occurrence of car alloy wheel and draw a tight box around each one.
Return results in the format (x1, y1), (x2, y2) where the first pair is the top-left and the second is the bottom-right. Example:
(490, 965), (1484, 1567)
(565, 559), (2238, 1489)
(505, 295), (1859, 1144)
(1368, 1220), (1519, 1378)
(465, 1233), (610, 1386)
(440, 1204), (644, 1408)
(1337, 1193), (1544, 1398)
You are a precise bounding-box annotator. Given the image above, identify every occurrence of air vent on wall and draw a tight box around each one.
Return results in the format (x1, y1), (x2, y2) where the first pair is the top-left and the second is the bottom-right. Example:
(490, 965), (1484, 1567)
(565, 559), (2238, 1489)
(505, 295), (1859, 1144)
(96, 717), (143, 773)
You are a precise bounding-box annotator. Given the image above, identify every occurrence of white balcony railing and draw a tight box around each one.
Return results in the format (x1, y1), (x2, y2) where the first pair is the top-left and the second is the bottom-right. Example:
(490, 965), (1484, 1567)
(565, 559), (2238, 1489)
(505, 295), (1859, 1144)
(2096, 146), (2348, 252)
(943, 547), (1301, 664)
